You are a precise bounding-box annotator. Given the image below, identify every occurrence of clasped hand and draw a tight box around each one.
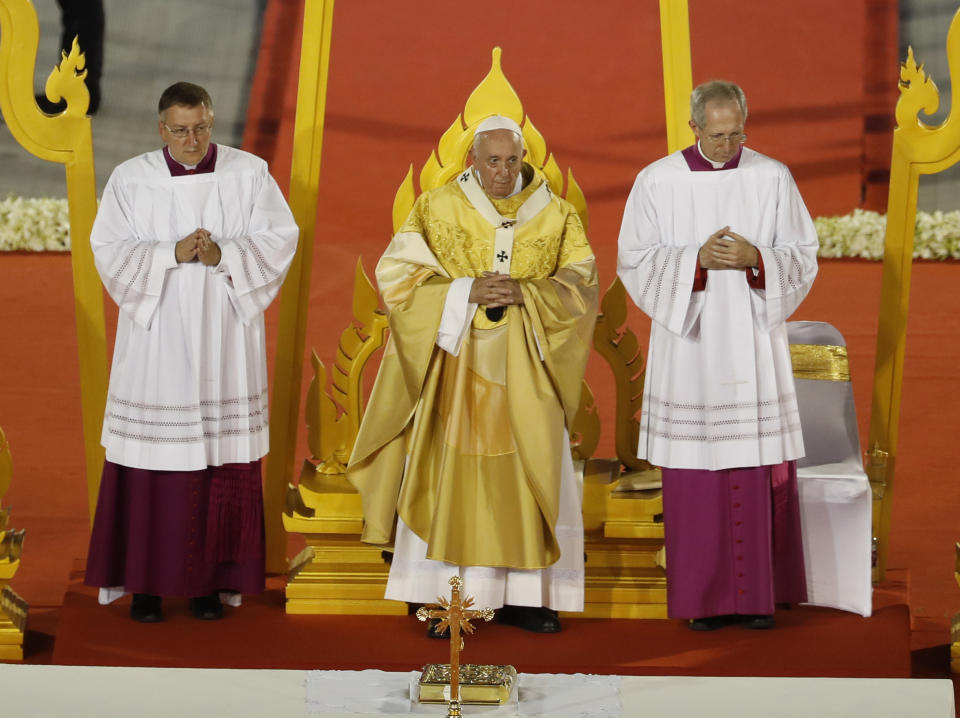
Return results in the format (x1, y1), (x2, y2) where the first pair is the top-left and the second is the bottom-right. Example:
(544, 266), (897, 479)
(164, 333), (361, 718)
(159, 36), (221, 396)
(698, 227), (758, 270)
(469, 272), (522, 308)
(175, 228), (221, 266)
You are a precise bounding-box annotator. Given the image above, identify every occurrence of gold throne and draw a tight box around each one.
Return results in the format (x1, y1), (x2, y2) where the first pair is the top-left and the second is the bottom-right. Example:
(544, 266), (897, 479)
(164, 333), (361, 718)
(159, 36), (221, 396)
(0, 428), (27, 659)
(283, 48), (666, 618)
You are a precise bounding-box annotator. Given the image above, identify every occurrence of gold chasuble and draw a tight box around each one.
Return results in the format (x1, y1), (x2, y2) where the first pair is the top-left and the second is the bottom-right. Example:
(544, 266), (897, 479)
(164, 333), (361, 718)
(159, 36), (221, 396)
(348, 167), (597, 570)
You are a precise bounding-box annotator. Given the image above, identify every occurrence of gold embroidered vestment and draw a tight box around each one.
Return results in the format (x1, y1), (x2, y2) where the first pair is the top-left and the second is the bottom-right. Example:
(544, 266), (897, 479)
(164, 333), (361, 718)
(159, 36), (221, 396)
(348, 172), (597, 569)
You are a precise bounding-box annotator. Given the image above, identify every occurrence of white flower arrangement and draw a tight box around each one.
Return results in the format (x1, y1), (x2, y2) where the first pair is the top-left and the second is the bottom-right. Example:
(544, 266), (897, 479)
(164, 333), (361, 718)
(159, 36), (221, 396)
(814, 208), (960, 260)
(0, 196), (71, 251)
(0, 196), (959, 260)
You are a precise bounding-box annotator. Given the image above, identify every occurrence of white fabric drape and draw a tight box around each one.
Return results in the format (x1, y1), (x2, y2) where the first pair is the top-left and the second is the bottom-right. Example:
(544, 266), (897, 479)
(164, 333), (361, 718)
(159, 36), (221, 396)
(789, 321), (873, 616)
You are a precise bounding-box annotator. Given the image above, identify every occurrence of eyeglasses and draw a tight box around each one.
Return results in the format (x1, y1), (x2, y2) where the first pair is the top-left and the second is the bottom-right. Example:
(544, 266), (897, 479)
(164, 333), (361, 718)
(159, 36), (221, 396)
(702, 131), (747, 145)
(163, 123), (212, 139)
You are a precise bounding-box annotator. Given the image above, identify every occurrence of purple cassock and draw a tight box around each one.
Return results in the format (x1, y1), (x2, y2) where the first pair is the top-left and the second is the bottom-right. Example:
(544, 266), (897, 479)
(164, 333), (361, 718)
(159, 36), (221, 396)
(658, 144), (808, 619)
(85, 461), (266, 596)
(84, 143), (266, 598)
(662, 463), (807, 618)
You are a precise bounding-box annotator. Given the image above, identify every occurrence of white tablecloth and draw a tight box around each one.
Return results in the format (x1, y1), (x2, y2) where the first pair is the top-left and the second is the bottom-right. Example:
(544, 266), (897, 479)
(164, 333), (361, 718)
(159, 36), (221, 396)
(0, 665), (952, 718)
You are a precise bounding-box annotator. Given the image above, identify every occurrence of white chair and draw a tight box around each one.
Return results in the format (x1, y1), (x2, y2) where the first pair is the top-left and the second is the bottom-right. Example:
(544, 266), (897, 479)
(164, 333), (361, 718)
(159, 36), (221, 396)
(789, 320), (872, 616)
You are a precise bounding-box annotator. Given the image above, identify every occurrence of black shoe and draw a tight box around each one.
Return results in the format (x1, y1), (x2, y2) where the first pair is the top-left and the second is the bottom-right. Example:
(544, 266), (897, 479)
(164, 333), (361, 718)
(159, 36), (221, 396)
(497, 605), (561, 633)
(130, 593), (163, 623)
(189, 593), (224, 621)
(743, 614), (775, 630)
(426, 617), (450, 639)
(688, 614), (738, 631)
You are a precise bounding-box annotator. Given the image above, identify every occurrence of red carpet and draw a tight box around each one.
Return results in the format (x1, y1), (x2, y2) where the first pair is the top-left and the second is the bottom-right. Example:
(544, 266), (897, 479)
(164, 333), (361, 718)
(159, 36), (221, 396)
(51, 564), (910, 678)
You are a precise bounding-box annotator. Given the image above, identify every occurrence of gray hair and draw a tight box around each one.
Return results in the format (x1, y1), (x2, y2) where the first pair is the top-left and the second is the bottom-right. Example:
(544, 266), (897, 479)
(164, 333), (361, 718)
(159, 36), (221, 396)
(690, 80), (747, 128)
(472, 128), (523, 157)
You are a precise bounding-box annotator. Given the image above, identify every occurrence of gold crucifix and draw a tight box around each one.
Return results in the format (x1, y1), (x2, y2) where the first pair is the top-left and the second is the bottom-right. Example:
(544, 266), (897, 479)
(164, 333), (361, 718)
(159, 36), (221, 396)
(416, 576), (494, 717)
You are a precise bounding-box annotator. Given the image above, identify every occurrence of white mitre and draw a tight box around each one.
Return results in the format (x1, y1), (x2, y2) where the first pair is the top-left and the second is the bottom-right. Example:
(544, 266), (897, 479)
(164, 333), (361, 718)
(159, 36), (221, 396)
(474, 114), (523, 139)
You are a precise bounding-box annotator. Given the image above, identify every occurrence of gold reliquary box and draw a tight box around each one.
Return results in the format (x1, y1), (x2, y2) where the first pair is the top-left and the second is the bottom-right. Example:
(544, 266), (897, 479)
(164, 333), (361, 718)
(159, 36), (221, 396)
(417, 664), (517, 704)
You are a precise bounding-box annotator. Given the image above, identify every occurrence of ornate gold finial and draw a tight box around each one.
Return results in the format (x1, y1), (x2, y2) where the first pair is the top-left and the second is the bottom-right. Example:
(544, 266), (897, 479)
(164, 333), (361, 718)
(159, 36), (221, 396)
(41, 36), (90, 116)
(394, 47), (588, 232)
(463, 47), (523, 127)
(896, 46), (940, 132)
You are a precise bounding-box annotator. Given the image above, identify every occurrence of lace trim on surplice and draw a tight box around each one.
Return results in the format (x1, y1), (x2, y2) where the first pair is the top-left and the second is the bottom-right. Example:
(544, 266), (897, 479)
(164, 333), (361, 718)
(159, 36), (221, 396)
(112, 241), (154, 307)
(645, 392), (801, 443)
(105, 389), (268, 444)
(637, 247), (683, 322)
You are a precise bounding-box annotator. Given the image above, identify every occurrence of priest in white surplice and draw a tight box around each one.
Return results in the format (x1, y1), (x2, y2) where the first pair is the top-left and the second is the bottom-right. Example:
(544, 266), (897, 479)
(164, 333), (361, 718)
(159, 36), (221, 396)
(617, 81), (818, 631)
(348, 116), (598, 636)
(84, 82), (298, 623)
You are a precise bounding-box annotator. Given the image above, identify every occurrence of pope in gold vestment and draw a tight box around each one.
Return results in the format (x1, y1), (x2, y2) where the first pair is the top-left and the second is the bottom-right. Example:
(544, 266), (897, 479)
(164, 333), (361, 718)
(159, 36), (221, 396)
(348, 155), (597, 611)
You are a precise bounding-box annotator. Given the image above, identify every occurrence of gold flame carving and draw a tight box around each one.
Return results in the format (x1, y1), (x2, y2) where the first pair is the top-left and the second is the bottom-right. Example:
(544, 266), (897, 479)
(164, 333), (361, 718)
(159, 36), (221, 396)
(593, 279), (654, 473)
(570, 381), (599, 462)
(0, 426), (24, 598)
(305, 258), (388, 474)
(896, 46), (940, 133)
(393, 47), (588, 232)
(42, 36), (90, 117)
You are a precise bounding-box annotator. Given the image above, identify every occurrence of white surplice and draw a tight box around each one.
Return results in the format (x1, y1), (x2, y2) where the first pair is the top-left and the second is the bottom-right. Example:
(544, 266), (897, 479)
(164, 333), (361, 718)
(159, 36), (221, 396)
(617, 147), (818, 471)
(91, 145), (298, 471)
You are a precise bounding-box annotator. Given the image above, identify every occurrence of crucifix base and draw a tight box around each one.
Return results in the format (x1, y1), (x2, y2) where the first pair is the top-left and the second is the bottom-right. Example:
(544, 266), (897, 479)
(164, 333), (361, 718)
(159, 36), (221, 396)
(418, 664), (517, 705)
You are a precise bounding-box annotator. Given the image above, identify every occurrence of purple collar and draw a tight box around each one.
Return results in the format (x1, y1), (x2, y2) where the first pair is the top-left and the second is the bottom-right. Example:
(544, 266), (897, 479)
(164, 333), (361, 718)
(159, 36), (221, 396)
(681, 143), (742, 171)
(163, 143), (218, 176)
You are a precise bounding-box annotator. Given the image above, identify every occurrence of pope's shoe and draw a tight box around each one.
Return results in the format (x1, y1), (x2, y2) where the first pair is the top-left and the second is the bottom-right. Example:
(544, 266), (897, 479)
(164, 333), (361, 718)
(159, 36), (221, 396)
(497, 605), (561, 633)
(688, 614), (739, 631)
(743, 614), (775, 630)
(189, 593), (224, 621)
(130, 593), (163, 623)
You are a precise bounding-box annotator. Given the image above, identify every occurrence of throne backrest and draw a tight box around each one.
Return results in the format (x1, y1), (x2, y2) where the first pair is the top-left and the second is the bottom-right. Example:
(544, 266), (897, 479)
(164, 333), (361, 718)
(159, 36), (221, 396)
(788, 320), (863, 469)
(391, 47), (589, 233)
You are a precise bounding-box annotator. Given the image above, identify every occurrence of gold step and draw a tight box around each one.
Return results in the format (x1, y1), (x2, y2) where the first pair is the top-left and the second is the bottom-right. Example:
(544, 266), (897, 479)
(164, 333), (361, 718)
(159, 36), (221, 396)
(603, 521), (665, 539)
(0, 645), (22, 660)
(297, 460), (363, 513)
(0, 624), (24, 645)
(569, 602), (668, 619)
(286, 597), (407, 616)
(282, 512), (363, 535)
(584, 566), (666, 604)
(585, 536), (663, 568)
(302, 536), (388, 565)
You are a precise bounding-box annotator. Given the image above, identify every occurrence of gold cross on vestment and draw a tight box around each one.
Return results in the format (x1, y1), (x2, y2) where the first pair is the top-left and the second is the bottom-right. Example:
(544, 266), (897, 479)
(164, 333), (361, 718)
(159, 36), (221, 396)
(416, 576), (495, 717)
